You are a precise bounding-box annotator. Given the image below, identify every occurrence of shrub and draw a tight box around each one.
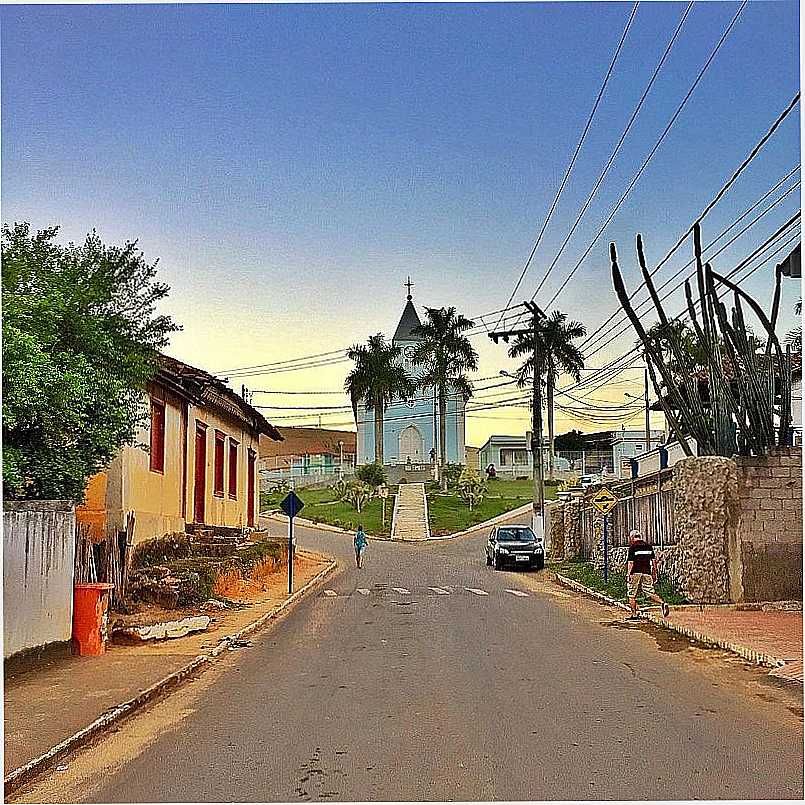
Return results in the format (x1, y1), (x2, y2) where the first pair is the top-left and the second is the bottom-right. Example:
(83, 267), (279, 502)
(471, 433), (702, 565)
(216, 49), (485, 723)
(457, 470), (487, 511)
(330, 478), (349, 501)
(442, 463), (464, 489)
(356, 462), (387, 487)
(344, 480), (373, 512)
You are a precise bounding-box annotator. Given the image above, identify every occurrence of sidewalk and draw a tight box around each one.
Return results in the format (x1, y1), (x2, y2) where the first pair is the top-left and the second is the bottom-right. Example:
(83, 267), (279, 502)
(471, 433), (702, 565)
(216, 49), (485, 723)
(4, 551), (335, 787)
(555, 573), (803, 684)
(663, 607), (803, 684)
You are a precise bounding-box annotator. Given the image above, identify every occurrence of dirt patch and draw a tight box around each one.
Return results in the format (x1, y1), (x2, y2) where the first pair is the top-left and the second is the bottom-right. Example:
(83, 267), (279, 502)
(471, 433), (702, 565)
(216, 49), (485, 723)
(213, 555), (287, 598)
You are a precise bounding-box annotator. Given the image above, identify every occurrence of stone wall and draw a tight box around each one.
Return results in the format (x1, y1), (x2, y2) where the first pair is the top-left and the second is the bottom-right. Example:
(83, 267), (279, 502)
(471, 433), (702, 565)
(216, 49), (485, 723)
(562, 495), (584, 560)
(672, 456), (737, 603)
(550, 450), (801, 604)
(546, 501), (565, 560)
(735, 446), (802, 602)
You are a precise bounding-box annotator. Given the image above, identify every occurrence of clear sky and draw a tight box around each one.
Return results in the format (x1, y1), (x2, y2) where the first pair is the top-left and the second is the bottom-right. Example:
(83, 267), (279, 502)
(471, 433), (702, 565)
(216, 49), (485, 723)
(2, 1), (800, 446)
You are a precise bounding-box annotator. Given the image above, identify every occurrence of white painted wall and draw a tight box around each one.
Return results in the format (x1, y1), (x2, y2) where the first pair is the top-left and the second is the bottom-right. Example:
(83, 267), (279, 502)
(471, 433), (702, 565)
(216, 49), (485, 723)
(3, 501), (76, 658)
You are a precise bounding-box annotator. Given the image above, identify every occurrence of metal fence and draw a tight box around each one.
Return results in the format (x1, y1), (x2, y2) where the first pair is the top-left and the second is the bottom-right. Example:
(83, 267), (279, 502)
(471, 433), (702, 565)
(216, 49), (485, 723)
(577, 486), (676, 560)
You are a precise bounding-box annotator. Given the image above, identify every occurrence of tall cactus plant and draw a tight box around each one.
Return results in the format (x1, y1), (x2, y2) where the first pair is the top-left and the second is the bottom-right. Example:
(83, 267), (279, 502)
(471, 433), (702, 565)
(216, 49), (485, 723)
(610, 224), (793, 457)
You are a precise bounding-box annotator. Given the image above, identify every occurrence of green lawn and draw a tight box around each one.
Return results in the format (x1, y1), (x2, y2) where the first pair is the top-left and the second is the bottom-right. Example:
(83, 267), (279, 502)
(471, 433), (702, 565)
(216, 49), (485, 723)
(427, 479), (557, 537)
(260, 478), (556, 539)
(552, 559), (686, 605)
(261, 486), (392, 537)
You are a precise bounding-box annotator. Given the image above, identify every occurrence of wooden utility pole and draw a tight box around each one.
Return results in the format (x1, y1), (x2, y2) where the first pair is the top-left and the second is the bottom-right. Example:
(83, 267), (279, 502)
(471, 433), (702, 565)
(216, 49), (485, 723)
(488, 300), (547, 538)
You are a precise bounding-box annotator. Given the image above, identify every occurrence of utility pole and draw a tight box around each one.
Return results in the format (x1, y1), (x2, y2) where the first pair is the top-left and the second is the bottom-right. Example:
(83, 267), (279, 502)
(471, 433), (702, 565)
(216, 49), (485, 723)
(644, 364), (651, 453)
(489, 300), (547, 539)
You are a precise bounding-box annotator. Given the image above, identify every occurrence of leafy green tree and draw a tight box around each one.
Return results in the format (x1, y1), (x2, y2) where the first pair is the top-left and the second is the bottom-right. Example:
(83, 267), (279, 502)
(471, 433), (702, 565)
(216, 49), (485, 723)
(345, 334), (415, 466)
(509, 310), (586, 481)
(356, 462), (387, 487)
(2, 223), (179, 500)
(410, 307), (478, 488)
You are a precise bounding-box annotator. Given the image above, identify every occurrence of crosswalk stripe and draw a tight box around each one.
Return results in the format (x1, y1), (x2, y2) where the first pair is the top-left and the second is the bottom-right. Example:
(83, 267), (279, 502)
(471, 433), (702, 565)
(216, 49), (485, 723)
(505, 589), (529, 597)
(323, 590), (338, 597)
(428, 587), (450, 595)
(357, 588), (370, 596)
(392, 587), (411, 595)
(465, 587), (489, 596)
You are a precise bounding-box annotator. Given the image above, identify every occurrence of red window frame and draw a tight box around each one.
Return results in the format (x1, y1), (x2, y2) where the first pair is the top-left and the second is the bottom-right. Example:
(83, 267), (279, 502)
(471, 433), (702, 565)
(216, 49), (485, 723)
(228, 439), (239, 499)
(150, 399), (166, 473)
(213, 430), (225, 496)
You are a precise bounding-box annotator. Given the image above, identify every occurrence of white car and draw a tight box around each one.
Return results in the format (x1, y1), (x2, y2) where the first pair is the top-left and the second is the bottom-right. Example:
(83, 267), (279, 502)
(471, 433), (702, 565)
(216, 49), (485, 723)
(580, 474), (601, 488)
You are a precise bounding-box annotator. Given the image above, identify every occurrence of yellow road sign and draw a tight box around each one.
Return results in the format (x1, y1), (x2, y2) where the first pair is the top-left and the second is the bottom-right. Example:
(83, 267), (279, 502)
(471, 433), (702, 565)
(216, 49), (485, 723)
(591, 487), (618, 515)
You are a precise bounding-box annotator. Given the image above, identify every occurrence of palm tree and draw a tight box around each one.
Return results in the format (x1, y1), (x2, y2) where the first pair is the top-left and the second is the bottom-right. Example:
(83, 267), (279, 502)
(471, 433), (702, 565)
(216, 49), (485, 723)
(345, 334), (415, 466)
(410, 307), (478, 487)
(509, 310), (586, 481)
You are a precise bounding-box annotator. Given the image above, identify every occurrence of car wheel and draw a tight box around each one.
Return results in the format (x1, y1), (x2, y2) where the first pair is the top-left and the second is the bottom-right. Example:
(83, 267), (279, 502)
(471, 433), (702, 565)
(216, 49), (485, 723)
(534, 558), (544, 572)
(494, 555), (503, 571)
(486, 553), (492, 566)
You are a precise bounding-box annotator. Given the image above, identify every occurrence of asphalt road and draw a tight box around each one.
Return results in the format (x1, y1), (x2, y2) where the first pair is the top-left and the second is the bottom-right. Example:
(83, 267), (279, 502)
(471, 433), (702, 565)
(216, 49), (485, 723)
(16, 519), (804, 802)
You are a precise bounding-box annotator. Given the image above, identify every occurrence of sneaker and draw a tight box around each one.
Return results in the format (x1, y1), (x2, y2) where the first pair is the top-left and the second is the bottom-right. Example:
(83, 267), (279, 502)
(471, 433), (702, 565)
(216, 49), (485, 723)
(661, 602), (670, 618)
(625, 615), (640, 621)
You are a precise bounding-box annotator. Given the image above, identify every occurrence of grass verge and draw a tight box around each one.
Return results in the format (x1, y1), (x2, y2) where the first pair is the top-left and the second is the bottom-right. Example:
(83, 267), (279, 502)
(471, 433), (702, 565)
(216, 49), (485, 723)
(552, 559), (686, 606)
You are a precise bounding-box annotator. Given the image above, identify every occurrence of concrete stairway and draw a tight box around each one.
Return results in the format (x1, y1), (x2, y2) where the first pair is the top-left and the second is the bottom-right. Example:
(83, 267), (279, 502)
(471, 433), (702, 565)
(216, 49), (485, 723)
(391, 482), (431, 541)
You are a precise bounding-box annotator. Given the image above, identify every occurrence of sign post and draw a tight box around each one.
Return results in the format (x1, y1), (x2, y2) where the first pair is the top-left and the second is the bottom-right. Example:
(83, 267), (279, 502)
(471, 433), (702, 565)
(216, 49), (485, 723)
(591, 487), (618, 584)
(280, 492), (305, 595)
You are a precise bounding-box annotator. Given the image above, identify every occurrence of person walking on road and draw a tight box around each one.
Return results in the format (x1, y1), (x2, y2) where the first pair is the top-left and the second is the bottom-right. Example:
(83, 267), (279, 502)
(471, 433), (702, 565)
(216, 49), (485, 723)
(354, 525), (368, 569)
(626, 529), (670, 620)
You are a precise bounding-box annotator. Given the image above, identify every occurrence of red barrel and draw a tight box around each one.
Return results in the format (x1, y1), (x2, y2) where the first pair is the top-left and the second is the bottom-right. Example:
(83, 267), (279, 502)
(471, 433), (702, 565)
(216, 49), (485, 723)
(72, 583), (115, 656)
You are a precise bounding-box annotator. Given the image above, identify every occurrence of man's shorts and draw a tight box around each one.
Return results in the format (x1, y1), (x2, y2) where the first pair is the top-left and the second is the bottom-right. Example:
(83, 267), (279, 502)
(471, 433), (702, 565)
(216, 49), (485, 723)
(627, 572), (655, 598)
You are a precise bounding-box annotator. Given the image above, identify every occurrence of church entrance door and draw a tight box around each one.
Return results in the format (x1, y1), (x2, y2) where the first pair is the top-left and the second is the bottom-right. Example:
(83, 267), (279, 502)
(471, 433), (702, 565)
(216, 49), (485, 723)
(399, 425), (424, 463)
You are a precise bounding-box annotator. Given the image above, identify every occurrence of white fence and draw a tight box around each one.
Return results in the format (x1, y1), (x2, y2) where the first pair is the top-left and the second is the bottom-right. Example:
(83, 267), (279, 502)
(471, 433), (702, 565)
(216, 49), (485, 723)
(3, 500), (76, 658)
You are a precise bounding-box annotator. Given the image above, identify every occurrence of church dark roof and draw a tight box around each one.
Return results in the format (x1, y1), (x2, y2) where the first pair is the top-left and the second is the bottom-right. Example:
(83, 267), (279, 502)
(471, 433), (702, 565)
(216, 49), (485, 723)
(393, 299), (423, 342)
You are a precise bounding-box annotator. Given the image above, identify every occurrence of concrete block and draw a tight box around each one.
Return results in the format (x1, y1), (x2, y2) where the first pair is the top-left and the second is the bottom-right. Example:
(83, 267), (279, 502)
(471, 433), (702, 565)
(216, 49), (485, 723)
(770, 467), (791, 478)
(760, 498), (780, 510)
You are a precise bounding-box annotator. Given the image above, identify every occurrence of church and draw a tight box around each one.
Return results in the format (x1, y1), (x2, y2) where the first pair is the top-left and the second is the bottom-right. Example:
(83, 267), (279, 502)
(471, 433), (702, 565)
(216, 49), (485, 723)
(355, 282), (466, 478)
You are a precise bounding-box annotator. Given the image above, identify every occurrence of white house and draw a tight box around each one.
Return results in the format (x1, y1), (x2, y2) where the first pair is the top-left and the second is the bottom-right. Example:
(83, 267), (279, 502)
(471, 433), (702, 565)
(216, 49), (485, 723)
(611, 429), (666, 479)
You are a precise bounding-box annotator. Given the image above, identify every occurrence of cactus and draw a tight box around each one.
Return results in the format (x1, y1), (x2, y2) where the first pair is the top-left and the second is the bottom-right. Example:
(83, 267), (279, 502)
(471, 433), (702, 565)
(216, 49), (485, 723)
(610, 224), (793, 457)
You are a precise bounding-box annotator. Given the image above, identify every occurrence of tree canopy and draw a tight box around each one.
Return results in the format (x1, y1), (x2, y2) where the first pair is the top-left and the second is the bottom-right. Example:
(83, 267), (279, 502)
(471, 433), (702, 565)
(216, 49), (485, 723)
(2, 222), (180, 500)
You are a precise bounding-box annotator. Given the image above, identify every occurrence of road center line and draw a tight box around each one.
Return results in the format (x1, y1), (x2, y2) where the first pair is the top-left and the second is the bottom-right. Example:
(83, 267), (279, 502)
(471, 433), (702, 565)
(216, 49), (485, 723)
(505, 589), (529, 597)
(428, 587), (450, 595)
(392, 587), (411, 595)
(465, 588), (489, 596)
(323, 590), (338, 597)
(357, 588), (370, 595)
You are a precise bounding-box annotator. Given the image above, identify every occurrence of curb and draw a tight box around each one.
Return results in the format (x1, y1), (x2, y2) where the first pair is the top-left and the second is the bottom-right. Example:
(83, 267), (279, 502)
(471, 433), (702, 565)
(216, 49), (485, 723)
(554, 573), (790, 670)
(4, 559), (338, 797)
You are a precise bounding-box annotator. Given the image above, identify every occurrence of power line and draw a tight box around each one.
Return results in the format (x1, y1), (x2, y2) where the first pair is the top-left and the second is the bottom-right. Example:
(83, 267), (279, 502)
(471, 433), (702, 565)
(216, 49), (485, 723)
(530, 1), (695, 302)
(579, 171), (801, 356)
(513, 0), (750, 322)
(583, 213), (801, 361)
(495, 1), (640, 328)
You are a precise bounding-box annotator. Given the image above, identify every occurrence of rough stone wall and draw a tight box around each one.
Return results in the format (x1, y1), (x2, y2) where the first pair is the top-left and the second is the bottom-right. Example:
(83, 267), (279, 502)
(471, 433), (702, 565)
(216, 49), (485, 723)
(546, 501), (565, 560)
(562, 496), (583, 560)
(735, 447), (802, 602)
(673, 456), (738, 603)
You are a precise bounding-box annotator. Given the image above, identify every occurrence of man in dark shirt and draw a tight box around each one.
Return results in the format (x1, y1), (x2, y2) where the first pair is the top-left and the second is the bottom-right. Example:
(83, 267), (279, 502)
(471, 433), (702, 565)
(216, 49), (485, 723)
(626, 529), (670, 620)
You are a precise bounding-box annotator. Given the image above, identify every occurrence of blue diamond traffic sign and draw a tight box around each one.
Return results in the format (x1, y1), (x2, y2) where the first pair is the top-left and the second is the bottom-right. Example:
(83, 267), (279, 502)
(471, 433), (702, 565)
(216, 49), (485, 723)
(280, 491), (305, 519)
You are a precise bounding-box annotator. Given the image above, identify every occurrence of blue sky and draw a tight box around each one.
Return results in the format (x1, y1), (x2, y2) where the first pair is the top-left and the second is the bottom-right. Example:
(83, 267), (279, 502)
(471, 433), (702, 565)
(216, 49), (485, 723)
(2, 1), (800, 442)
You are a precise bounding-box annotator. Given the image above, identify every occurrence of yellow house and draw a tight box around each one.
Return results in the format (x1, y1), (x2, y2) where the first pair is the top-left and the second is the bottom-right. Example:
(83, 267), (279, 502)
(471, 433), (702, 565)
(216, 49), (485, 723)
(77, 354), (282, 544)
